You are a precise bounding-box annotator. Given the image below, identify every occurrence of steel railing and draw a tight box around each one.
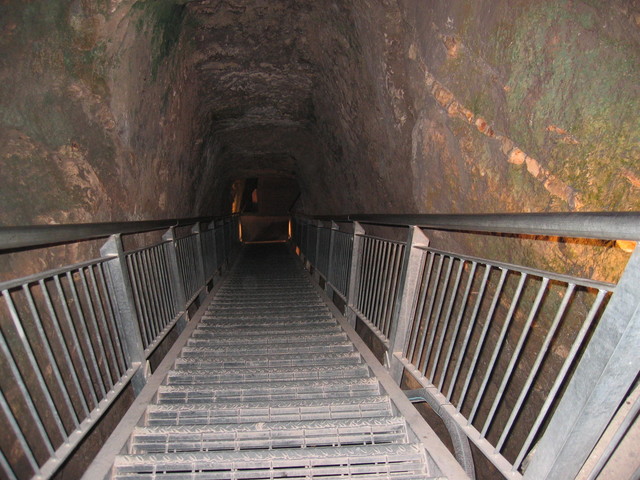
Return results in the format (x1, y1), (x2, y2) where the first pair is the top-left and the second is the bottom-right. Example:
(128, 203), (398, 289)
(0, 215), (240, 480)
(291, 212), (640, 480)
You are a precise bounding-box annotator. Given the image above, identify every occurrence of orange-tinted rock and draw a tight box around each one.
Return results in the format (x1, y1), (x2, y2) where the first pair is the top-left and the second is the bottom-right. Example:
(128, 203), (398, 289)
(442, 35), (459, 57)
(508, 148), (526, 165)
(433, 86), (455, 108)
(616, 240), (636, 253)
(525, 156), (544, 178)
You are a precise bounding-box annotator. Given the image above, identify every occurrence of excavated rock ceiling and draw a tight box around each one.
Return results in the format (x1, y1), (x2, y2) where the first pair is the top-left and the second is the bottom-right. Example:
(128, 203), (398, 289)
(189, 0), (318, 175)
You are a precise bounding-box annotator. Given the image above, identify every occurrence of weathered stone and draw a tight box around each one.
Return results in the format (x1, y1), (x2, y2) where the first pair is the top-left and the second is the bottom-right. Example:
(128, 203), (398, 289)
(507, 147), (527, 165)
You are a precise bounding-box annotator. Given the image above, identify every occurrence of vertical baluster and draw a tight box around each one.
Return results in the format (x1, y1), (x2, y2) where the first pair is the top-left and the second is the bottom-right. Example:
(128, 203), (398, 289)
(326, 222), (338, 293)
(468, 272), (527, 425)
(21, 285), (79, 427)
(357, 237), (371, 317)
(0, 325), (54, 455)
(376, 242), (394, 336)
(0, 446), (18, 480)
(208, 221), (219, 277)
(369, 239), (385, 327)
(53, 275), (100, 408)
(100, 234), (147, 395)
(388, 226), (430, 382)
(162, 228), (188, 317)
(482, 277), (549, 438)
(39, 279), (91, 415)
(457, 268), (508, 412)
(438, 261), (477, 392)
(346, 222), (365, 328)
(383, 243), (405, 339)
(65, 271), (107, 398)
(422, 256), (455, 376)
(192, 223), (206, 288)
(140, 249), (160, 334)
(0, 387), (39, 474)
(515, 290), (607, 471)
(78, 269), (114, 389)
(406, 252), (435, 361)
(95, 265), (127, 376)
(446, 265), (492, 402)
(149, 247), (169, 333)
(3, 291), (67, 438)
(126, 255), (149, 347)
(430, 258), (465, 381)
(415, 254), (445, 372)
(497, 284), (575, 451)
(87, 265), (122, 382)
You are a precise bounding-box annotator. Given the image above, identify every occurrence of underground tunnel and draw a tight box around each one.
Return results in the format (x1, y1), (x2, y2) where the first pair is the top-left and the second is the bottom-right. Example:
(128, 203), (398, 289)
(0, 1), (639, 479)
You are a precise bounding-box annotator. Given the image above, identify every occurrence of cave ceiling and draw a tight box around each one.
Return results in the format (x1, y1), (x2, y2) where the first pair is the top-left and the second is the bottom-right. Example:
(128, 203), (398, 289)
(188, 0), (320, 180)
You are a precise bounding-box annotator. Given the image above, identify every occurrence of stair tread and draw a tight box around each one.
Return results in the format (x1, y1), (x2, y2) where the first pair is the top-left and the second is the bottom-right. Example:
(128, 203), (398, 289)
(146, 395), (392, 413)
(106, 245), (435, 480)
(115, 443), (426, 465)
(173, 352), (362, 367)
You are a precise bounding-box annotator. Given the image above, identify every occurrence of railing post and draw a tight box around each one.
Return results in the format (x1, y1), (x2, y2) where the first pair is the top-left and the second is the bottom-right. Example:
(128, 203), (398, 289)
(208, 220), (219, 275)
(191, 223), (206, 286)
(100, 234), (147, 394)
(345, 221), (365, 328)
(326, 221), (339, 293)
(302, 218), (309, 262)
(523, 246), (640, 480)
(316, 220), (323, 272)
(162, 227), (187, 313)
(388, 226), (429, 383)
(223, 218), (231, 266)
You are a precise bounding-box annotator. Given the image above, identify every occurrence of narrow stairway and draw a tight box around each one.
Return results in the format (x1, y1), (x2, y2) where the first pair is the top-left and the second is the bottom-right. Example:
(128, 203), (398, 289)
(110, 244), (439, 479)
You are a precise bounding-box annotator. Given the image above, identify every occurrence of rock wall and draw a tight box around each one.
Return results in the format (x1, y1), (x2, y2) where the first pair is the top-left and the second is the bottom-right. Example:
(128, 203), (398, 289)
(1, 0), (638, 280)
(0, 0), (219, 228)
(303, 0), (640, 280)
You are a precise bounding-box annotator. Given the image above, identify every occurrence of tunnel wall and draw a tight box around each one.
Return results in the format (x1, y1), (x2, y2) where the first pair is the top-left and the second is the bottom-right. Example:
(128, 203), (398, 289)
(1, 0), (639, 280)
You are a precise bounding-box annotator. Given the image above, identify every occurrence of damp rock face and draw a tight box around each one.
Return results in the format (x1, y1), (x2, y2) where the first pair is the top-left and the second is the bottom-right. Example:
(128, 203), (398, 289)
(1, 0), (639, 278)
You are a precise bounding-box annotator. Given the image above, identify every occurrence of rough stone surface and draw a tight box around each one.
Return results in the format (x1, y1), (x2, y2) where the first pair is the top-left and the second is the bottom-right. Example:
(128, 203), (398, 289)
(1, 1), (640, 477)
(1, 0), (639, 277)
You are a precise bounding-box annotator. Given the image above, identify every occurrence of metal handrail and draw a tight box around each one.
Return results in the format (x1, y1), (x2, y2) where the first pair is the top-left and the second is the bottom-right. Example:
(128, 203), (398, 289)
(0, 216), (227, 251)
(312, 211), (640, 241)
(291, 214), (640, 480)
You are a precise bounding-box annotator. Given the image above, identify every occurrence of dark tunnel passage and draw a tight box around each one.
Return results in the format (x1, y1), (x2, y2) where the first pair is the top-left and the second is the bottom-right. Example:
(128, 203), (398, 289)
(1, 1), (640, 479)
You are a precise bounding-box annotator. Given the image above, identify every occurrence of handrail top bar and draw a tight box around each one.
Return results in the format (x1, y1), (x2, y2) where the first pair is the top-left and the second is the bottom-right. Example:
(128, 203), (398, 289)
(0, 215), (231, 251)
(307, 212), (640, 241)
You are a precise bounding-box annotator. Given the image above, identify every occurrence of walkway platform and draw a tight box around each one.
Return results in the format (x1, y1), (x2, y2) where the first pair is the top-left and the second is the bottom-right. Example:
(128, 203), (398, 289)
(85, 244), (464, 479)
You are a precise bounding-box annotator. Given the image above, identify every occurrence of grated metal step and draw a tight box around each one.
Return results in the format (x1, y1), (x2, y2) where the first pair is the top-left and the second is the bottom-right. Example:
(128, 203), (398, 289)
(144, 395), (395, 426)
(198, 317), (338, 328)
(113, 444), (431, 480)
(187, 332), (348, 345)
(180, 341), (355, 356)
(129, 417), (409, 454)
(166, 364), (371, 384)
(109, 245), (436, 479)
(201, 312), (334, 321)
(173, 351), (363, 369)
(156, 377), (381, 404)
(191, 323), (343, 337)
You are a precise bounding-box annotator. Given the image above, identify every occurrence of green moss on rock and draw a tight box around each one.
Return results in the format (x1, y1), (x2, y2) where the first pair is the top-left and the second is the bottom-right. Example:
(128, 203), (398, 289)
(504, 0), (640, 210)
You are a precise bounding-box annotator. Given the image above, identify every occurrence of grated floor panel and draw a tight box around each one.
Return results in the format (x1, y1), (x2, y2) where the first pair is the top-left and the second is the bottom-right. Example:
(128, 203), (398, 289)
(111, 244), (438, 479)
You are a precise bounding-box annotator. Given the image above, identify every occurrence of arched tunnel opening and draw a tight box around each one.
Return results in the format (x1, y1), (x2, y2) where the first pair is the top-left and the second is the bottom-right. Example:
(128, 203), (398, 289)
(1, 1), (640, 479)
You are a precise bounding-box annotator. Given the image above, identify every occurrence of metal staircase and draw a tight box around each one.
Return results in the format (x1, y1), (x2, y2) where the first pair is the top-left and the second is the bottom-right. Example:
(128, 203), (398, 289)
(107, 244), (442, 479)
(5, 212), (637, 480)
